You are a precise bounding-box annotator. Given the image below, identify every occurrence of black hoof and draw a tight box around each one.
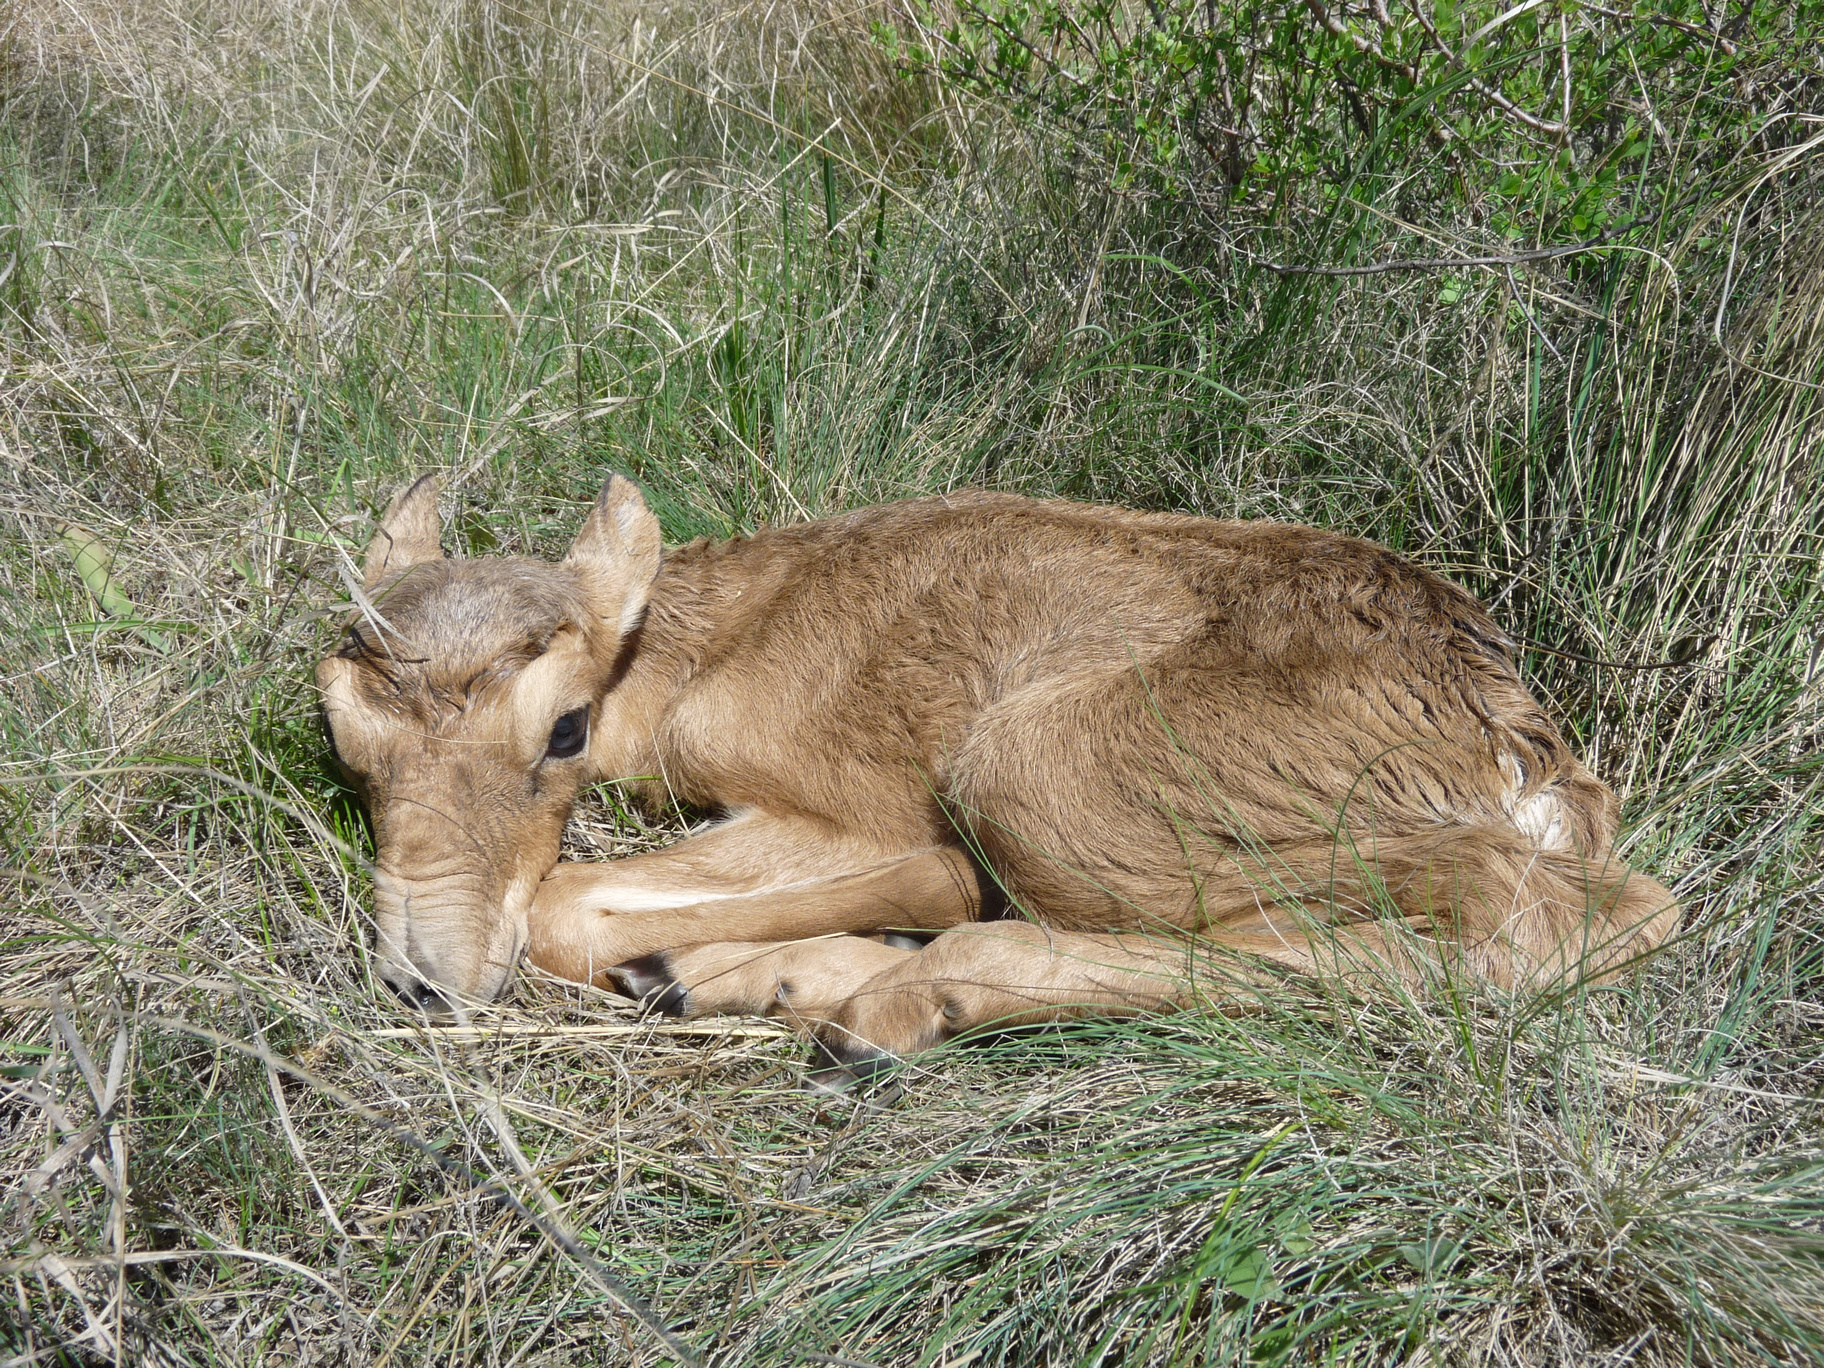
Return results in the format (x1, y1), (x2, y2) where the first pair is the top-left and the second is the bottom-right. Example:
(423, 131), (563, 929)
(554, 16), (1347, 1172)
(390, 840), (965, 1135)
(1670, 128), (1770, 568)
(802, 1063), (904, 1109)
(606, 952), (689, 1016)
(811, 1034), (902, 1079)
(802, 1065), (862, 1097)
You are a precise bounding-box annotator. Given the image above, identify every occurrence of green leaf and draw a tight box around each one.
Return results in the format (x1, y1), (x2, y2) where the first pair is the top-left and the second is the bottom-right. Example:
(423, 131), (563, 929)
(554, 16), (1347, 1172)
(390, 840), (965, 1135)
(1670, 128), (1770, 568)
(1274, 1212), (1315, 1255)
(1218, 1244), (1279, 1299)
(56, 522), (169, 652)
(1397, 1238), (1461, 1275)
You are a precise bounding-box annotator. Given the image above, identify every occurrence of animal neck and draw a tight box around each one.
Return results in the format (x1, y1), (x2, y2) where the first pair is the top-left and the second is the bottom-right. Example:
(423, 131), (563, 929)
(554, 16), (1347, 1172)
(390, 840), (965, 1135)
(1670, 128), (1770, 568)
(585, 530), (774, 784)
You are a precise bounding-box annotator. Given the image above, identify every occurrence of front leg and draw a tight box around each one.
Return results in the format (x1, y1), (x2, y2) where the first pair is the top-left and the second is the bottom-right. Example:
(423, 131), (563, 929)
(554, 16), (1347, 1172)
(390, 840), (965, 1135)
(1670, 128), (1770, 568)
(543, 809), (900, 912)
(609, 935), (919, 1026)
(527, 823), (988, 988)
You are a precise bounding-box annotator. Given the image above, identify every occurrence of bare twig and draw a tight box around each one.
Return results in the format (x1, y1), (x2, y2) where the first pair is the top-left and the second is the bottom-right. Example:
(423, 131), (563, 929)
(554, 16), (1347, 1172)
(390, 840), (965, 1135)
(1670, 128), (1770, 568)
(1301, 0), (1419, 81)
(1409, 0), (1571, 139)
(1505, 263), (1563, 363)
(1518, 636), (1709, 672)
(1253, 229), (1631, 276)
(1580, 2), (1737, 57)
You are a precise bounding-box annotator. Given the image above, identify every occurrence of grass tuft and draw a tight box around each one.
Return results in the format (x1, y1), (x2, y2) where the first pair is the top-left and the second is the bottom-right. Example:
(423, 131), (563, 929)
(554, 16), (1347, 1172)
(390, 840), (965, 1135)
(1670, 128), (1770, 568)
(2, 0), (1820, 1363)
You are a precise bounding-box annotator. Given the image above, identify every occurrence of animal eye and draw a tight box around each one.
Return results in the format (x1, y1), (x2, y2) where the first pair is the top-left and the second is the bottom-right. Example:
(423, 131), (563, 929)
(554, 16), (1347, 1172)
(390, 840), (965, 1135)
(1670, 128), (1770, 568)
(545, 706), (589, 760)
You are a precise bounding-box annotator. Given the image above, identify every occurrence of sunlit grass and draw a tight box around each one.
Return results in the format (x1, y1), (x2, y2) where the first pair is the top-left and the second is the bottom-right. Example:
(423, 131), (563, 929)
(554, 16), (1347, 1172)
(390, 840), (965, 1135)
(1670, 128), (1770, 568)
(2, 0), (1820, 1363)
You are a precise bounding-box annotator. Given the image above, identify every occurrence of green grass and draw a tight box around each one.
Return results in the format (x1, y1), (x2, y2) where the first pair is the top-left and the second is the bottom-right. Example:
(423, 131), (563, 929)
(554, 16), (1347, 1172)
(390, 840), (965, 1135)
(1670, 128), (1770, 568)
(2, 0), (1821, 1363)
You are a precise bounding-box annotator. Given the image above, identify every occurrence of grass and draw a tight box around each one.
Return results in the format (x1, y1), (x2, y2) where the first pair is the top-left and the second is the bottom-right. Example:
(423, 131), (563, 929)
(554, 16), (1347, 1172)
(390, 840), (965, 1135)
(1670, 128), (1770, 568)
(1, 0), (1821, 1363)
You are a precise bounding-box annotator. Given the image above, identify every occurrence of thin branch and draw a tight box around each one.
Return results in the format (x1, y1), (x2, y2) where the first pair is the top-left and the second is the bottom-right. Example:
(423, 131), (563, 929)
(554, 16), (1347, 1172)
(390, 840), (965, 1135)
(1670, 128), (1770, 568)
(1252, 229), (1631, 276)
(1580, 1), (1736, 56)
(1302, 0), (1419, 81)
(1408, 0), (1571, 139)
(1519, 636), (1709, 672)
(1506, 263), (1563, 363)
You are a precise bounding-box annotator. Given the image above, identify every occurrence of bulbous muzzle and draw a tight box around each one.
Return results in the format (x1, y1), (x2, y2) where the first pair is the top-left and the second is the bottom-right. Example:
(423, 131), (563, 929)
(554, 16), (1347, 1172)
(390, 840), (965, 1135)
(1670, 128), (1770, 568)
(371, 863), (531, 1008)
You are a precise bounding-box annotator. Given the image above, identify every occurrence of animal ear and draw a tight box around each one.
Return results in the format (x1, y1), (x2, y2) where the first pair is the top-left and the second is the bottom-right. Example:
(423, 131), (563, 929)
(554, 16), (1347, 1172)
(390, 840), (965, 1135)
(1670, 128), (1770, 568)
(362, 475), (444, 590)
(566, 475), (662, 636)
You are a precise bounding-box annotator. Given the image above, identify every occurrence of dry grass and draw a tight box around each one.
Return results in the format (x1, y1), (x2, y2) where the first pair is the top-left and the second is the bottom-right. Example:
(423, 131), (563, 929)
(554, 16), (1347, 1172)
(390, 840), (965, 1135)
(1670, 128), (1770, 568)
(2, 0), (1822, 1363)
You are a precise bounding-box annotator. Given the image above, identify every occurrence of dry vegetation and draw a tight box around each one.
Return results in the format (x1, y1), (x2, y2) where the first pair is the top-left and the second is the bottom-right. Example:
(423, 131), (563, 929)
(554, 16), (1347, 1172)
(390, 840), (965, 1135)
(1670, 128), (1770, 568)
(2, 0), (1822, 1363)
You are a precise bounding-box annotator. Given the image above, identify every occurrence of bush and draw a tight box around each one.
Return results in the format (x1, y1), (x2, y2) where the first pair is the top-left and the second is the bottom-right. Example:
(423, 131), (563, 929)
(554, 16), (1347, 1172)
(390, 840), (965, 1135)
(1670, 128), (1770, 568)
(890, 0), (1822, 240)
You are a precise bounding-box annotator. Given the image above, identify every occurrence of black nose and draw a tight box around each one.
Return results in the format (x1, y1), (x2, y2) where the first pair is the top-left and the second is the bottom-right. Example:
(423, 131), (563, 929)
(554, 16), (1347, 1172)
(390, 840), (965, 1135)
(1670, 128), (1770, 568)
(383, 974), (449, 1014)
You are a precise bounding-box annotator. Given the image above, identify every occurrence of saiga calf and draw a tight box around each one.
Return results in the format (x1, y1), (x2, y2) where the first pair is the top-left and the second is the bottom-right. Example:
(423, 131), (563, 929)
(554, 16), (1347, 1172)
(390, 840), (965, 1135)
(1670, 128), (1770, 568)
(316, 475), (1677, 1076)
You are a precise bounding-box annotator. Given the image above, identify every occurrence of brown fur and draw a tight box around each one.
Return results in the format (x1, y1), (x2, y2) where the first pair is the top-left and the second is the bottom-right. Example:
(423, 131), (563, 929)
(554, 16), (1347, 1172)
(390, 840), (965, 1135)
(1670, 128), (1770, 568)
(316, 477), (1678, 1062)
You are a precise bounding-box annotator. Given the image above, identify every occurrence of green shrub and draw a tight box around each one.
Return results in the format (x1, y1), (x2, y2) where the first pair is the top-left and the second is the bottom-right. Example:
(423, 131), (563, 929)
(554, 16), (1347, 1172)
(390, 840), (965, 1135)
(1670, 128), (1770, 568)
(890, 0), (1822, 245)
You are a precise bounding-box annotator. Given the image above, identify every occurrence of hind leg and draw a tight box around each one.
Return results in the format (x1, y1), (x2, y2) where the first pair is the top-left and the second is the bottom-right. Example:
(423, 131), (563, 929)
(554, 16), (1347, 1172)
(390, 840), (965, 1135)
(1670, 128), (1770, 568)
(940, 657), (1452, 934)
(807, 918), (1432, 1070)
(601, 874), (1421, 1042)
(811, 836), (1680, 1070)
(946, 655), (1673, 962)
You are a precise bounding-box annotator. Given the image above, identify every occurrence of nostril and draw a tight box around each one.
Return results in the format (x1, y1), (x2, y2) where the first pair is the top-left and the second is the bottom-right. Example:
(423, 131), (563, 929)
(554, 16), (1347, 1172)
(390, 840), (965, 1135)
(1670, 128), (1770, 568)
(383, 974), (446, 1013)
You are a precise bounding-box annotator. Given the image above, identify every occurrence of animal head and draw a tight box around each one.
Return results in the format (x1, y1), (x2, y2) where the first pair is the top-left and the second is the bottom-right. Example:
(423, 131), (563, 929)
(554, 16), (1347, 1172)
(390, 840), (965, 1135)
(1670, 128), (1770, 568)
(315, 474), (661, 1006)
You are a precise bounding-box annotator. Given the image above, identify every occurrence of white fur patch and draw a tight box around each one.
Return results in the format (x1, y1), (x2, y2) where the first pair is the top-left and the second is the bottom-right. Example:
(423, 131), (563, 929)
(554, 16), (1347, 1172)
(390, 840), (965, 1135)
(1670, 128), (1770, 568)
(578, 869), (829, 914)
(1498, 751), (1571, 850)
(617, 586), (648, 637)
(582, 885), (751, 913)
(613, 499), (641, 539)
(1513, 790), (1571, 850)
(1500, 753), (1570, 850)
